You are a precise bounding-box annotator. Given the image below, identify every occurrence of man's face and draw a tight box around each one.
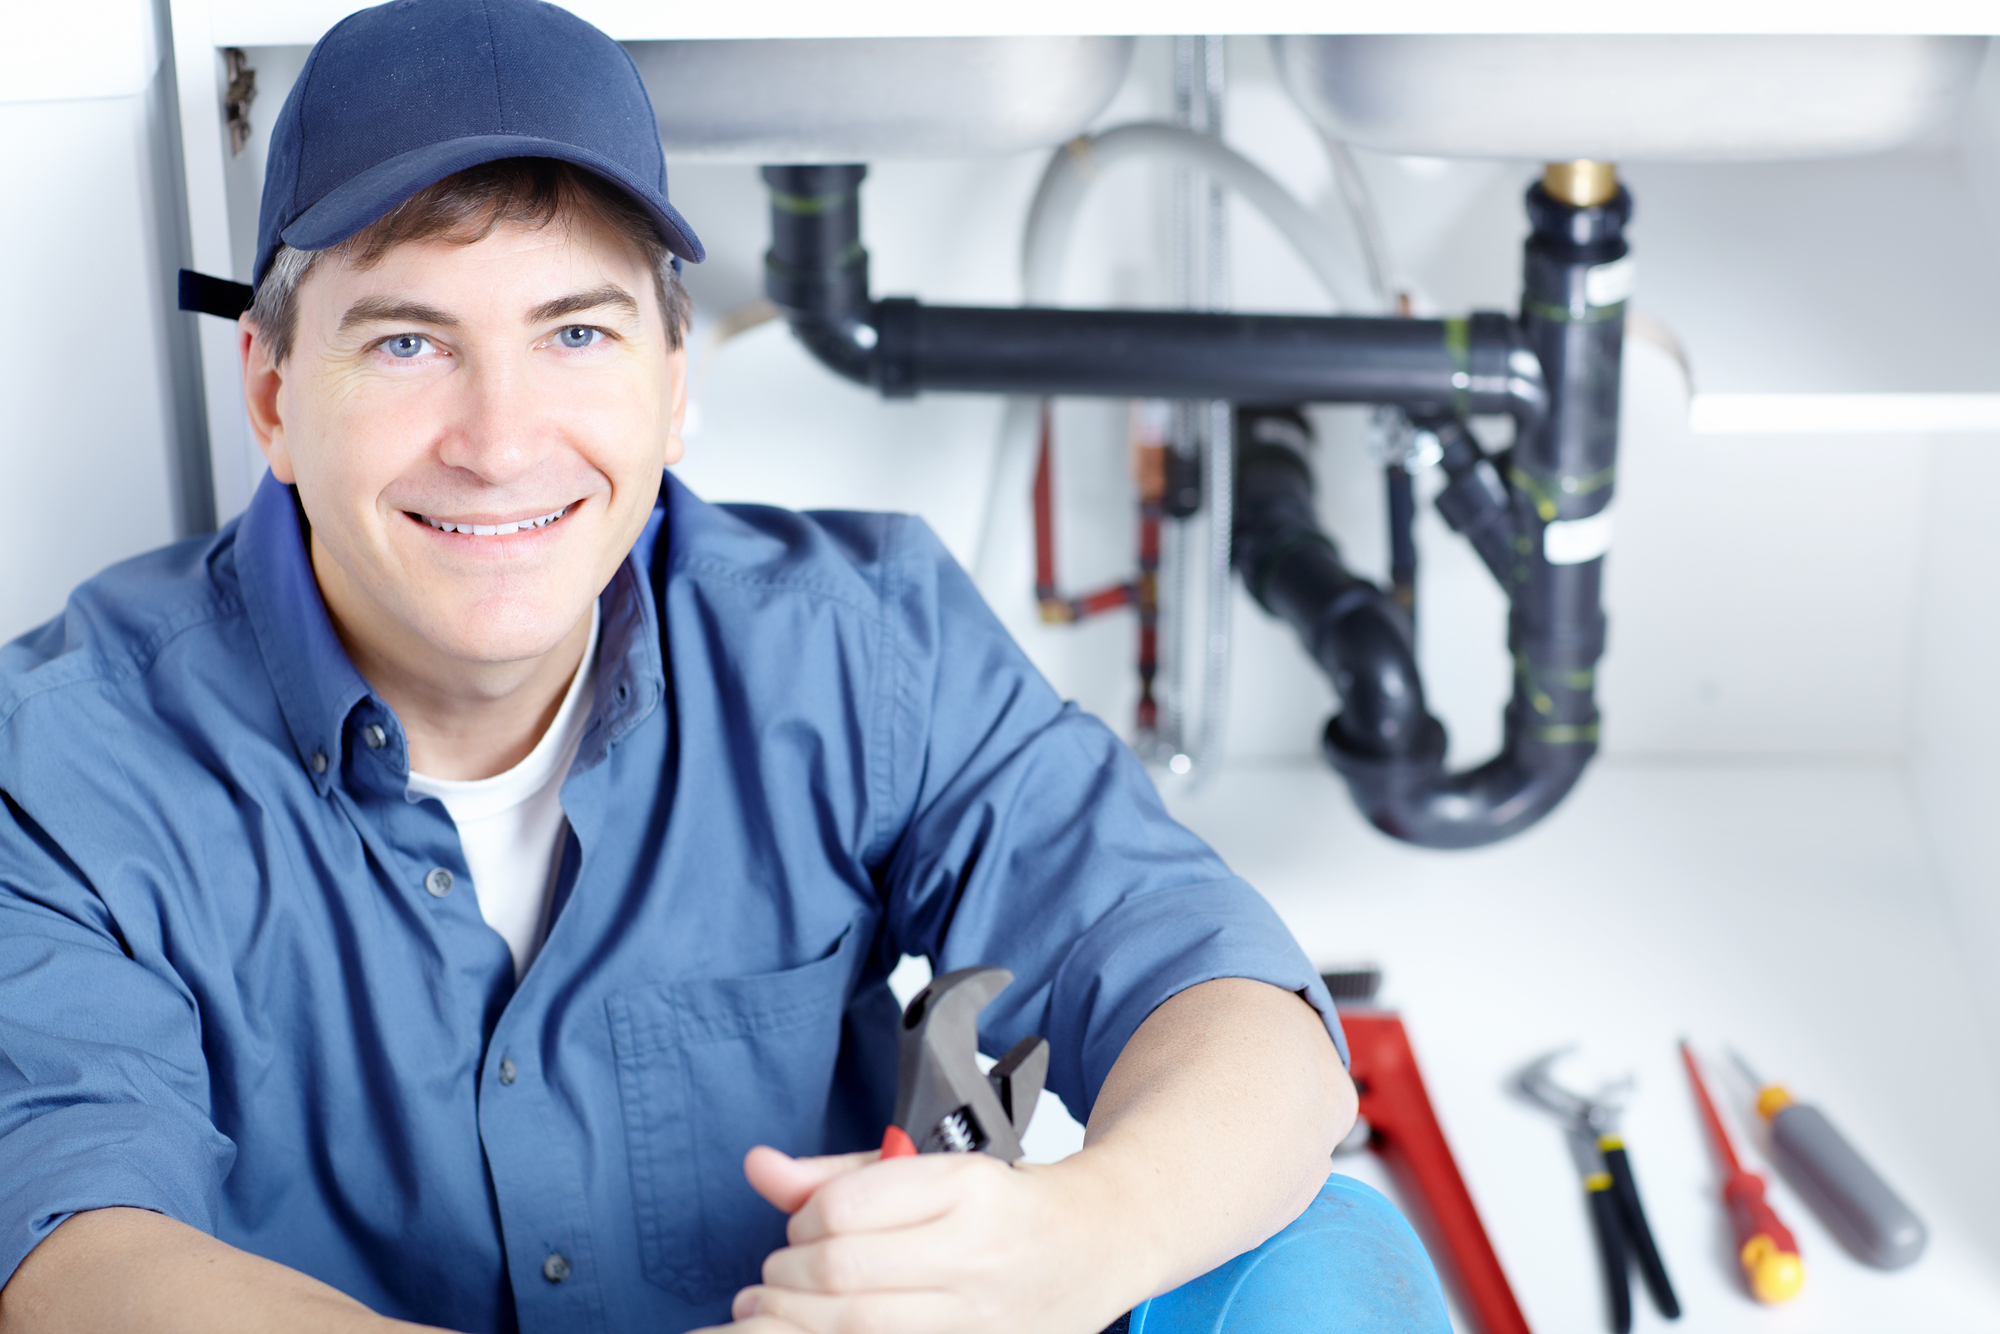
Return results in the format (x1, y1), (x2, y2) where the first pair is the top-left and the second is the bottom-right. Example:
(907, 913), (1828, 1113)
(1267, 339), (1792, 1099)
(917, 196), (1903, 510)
(244, 211), (684, 671)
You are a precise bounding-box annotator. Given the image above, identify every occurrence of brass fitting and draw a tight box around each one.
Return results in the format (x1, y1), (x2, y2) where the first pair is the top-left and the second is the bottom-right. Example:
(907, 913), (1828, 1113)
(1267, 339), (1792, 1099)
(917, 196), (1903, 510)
(1542, 160), (1619, 208)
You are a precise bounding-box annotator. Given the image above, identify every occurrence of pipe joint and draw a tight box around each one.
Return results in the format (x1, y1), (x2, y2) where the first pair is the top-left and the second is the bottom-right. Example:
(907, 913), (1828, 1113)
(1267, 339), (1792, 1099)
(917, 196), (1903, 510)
(1470, 312), (1546, 426)
(763, 163), (882, 388)
(1526, 182), (1633, 257)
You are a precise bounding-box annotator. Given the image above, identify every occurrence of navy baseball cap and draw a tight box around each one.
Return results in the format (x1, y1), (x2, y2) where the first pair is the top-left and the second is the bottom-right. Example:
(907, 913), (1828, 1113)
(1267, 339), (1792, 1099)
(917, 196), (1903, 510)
(253, 0), (703, 290)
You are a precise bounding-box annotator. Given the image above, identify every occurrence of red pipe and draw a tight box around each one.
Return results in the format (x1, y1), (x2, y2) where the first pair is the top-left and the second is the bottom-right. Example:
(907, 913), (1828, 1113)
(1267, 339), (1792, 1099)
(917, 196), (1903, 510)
(1033, 400), (1058, 606)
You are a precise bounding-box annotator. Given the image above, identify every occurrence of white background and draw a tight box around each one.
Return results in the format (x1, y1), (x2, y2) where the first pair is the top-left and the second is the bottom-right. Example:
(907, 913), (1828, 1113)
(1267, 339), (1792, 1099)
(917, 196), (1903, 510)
(4, 3), (2000, 1331)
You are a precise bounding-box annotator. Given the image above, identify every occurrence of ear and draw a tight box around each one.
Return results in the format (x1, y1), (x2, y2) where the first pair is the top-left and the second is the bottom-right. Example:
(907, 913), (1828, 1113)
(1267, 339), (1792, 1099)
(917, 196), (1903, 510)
(662, 344), (689, 469)
(239, 316), (297, 485)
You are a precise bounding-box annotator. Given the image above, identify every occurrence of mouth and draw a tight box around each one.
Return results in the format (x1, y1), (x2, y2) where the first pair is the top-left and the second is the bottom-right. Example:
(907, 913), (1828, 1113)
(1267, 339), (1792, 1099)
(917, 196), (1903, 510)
(415, 502), (574, 537)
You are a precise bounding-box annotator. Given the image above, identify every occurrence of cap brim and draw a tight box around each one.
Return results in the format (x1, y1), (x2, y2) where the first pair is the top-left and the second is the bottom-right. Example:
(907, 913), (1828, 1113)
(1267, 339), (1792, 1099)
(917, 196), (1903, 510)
(280, 133), (705, 267)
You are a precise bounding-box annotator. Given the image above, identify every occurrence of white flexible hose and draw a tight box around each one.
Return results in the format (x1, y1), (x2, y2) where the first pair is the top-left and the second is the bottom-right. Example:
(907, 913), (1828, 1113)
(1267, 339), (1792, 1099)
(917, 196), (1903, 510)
(1021, 121), (1370, 308)
(970, 121), (1370, 588)
(1318, 131), (1394, 313)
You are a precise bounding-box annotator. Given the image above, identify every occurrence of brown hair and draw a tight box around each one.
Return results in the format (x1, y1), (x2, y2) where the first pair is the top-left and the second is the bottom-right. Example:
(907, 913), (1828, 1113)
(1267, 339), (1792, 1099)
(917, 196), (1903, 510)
(248, 158), (693, 364)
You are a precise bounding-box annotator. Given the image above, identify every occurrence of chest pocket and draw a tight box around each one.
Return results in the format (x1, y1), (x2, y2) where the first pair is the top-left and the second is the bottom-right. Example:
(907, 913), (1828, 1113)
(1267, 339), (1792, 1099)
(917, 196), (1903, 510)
(607, 918), (870, 1303)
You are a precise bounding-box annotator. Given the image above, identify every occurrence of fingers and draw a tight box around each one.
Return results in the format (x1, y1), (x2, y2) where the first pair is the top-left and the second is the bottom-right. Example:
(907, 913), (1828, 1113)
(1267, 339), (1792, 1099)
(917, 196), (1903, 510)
(785, 1153), (997, 1246)
(685, 1317), (815, 1334)
(761, 1222), (959, 1295)
(734, 1285), (964, 1334)
(743, 1146), (879, 1216)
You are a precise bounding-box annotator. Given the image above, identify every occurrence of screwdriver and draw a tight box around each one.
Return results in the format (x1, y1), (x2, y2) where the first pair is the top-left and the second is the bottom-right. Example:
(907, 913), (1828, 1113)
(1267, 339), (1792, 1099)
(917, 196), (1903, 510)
(1680, 1041), (1804, 1304)
(1729, 1050), (1927, 1270)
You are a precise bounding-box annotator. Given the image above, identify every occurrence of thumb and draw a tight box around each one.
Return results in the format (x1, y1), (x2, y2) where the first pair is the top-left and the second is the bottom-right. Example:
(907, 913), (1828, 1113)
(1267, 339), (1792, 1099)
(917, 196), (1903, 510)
(743, 1145), (878, 1215)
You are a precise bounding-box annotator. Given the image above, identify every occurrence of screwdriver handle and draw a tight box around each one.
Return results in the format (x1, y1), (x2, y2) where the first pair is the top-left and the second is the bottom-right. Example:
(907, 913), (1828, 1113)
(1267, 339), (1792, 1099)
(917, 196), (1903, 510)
(1763, 1094), (1927, 1269)
(1722, 1171), (1804, 1303)
(879, 1124), (916, 1159)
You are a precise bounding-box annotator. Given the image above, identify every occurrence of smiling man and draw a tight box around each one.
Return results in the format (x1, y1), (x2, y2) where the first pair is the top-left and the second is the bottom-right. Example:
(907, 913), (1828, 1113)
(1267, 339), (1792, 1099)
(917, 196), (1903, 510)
(0, 3), (1452, 1333)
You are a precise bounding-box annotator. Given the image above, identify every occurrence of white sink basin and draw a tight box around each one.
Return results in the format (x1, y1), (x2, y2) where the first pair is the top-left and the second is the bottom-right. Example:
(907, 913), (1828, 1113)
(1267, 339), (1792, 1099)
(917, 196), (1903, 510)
(627, 36), (1135, 162)
(1274, 35), (1989, 162)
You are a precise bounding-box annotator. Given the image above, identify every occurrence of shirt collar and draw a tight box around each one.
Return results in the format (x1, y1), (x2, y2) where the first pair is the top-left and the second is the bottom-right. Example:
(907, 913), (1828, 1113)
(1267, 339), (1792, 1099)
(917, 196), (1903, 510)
(571, 491), (666, 776)
(234, 470), (671, 795)
(236, 473), (372, 795)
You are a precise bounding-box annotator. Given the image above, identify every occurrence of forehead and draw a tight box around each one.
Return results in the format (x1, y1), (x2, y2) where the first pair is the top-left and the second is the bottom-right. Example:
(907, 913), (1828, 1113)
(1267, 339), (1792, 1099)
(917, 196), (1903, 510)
(305, 208), (656, 311)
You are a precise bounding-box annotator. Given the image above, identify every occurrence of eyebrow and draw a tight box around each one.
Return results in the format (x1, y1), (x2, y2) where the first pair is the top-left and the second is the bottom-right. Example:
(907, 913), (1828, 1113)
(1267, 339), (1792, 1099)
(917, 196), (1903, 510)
(528, 285), (640, 323)
(335, 285), (640, 335)
(338, 297), (459, 332)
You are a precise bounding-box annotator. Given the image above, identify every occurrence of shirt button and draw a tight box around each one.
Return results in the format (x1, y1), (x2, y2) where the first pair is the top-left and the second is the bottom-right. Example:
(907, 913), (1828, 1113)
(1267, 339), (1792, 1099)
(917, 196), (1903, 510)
(363, 724), (387, 750)
(497, 1056), (517, 1085)
(424, 867), (454, 897)
(309, 751), (328, 774)
(542, 1253), (570, 1283)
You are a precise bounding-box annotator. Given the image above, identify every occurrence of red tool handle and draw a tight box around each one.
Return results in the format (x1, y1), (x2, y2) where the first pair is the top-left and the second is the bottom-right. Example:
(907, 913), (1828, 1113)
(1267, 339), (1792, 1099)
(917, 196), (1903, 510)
(880, 1124), (916, 1159)
(1723, 1172), (1796, 1255)
(1341, 1011), (1531, 1334)
(1724, 1171), (1806, 1302)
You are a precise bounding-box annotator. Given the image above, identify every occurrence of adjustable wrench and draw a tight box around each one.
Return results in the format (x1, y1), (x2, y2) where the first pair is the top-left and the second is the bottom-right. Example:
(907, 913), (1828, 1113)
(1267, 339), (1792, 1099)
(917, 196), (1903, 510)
(879, 966), (1049, 1162)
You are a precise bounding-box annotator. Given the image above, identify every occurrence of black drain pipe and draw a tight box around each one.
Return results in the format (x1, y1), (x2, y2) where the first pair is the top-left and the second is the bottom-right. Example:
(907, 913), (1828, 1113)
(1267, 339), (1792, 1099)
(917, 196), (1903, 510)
(1233, 411), (1437, 764)
(762, 165), (1542, 418)
(762, 161), (1623, 850)
(1240, 176), (1628, 848)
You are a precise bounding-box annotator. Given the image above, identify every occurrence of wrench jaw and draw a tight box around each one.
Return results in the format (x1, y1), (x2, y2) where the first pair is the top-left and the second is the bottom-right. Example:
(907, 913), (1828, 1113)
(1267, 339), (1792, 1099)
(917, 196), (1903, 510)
(990, 1034), (1050, 1139)
(892, 967), (1051, 1164)
(1517, 1047), (1632, 1136)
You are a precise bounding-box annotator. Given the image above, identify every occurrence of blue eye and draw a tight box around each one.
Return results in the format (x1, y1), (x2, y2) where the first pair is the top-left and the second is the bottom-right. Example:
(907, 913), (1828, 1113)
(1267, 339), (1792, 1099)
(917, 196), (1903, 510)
(556, 326), (600, 349)
(384, 334), (430, 359)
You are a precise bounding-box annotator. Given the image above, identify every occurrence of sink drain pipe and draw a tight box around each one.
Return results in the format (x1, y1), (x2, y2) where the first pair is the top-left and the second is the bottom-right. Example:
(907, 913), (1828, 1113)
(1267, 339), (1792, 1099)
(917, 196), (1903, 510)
(761, 162), (1626, 850)
(761, 165), (1539, 415)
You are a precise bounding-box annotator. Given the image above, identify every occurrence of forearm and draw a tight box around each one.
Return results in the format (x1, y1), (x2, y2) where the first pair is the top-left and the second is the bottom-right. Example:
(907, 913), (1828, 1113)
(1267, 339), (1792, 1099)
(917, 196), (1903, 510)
(1048, 977), (1355, 1301)
(0, 1208), (441, 1334)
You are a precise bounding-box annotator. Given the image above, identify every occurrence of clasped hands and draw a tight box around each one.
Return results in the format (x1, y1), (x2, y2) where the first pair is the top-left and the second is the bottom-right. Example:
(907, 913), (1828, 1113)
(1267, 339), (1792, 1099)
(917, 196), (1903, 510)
(692, 1143), (1144, 1334)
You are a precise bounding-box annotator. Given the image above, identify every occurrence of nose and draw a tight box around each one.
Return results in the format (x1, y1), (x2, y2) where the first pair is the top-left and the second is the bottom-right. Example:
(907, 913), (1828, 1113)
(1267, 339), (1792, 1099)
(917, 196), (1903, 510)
(434, 349), (553, 486)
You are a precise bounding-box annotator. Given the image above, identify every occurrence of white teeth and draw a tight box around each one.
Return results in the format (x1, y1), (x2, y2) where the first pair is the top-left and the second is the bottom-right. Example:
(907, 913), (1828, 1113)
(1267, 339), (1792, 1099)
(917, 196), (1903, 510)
(421, 504), (570, 536)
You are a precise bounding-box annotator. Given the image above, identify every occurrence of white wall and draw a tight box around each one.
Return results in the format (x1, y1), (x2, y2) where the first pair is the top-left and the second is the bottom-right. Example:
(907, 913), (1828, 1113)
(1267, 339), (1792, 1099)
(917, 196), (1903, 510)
(1911, 439), (2000, 1070)
(0, 0), (194, 643)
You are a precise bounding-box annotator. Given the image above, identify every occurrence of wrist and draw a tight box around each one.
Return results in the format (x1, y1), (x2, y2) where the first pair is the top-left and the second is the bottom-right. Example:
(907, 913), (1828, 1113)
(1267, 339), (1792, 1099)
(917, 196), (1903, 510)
(1024, 1140), (1183, 1310)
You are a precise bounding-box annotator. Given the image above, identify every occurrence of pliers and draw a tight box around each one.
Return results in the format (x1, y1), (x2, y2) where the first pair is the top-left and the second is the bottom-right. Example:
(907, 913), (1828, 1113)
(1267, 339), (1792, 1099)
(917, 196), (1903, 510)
(1519, 1048), (1680, 1331)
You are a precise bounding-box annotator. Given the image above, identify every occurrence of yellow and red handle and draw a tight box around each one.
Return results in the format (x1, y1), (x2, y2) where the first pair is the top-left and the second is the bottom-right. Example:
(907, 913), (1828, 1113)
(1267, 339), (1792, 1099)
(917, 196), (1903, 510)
(1724, 1171), (1805, 1303)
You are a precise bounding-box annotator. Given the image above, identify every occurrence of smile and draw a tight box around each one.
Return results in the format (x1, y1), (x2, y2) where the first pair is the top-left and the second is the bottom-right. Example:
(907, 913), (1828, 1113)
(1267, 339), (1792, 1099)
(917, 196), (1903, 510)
(418, 503), (573, 537)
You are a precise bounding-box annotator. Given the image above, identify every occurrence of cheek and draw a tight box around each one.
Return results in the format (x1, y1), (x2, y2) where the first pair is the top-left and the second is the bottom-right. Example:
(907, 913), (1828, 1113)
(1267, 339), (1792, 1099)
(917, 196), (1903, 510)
(548, 363), (675, 473)
(293, 373), (438, 515)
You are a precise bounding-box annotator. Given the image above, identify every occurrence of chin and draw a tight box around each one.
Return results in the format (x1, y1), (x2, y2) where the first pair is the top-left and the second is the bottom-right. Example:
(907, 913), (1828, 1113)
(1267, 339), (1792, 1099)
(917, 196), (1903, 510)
(426, 598), (592, 666)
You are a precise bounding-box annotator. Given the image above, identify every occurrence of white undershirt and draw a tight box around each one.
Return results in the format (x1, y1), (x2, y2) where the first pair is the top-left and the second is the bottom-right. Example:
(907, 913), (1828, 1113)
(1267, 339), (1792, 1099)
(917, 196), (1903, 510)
(407, 602), (600, 980)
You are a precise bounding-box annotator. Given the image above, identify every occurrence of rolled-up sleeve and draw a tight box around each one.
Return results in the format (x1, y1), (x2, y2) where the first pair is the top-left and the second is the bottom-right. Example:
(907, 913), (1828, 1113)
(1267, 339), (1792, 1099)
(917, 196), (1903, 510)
(866, 518), (1344, 1122)
(0, 793), (234, 1288)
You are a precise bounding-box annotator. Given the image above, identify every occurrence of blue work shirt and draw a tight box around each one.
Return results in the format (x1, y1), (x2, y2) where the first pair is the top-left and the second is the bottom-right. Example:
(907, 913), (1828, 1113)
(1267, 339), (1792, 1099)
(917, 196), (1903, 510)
(0, 470), (1343, 1332)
